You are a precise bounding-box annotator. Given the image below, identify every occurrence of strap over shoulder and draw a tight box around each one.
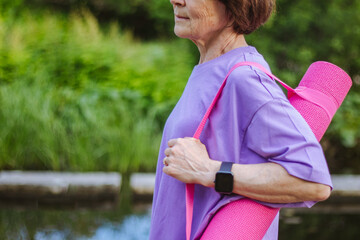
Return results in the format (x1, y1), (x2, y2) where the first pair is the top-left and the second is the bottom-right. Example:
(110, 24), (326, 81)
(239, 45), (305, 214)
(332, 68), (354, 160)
(193, 61), (293, 140)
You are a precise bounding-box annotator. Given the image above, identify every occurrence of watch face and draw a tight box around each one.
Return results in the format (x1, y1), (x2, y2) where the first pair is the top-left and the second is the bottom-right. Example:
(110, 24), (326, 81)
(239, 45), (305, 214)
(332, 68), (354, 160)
(215, 172), (233, 194)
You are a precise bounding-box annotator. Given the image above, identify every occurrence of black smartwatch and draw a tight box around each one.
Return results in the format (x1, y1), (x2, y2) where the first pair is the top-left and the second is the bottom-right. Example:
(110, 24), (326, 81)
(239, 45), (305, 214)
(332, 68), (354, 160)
(214, 162), (234, 194)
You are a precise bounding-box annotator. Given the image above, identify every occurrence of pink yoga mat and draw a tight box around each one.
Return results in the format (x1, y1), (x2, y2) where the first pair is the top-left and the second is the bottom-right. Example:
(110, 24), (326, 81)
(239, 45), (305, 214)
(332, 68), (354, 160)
(289, 61), (352, 141)
(187, 61), (352, 240)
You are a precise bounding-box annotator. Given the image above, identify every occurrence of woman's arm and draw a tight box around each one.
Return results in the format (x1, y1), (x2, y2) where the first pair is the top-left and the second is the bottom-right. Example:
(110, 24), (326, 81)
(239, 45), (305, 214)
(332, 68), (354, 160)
(212, 161), (330, 203)
(163, 137), (331, 203)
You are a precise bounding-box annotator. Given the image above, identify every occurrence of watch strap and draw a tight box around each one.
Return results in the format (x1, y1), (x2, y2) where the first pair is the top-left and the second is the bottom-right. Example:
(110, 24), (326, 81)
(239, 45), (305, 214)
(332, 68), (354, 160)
(220, 161), (233, 172)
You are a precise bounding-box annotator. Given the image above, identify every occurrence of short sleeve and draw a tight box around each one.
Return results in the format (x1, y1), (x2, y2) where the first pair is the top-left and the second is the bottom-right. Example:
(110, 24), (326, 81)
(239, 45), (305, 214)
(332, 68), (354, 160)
(245, 98), (333, 208)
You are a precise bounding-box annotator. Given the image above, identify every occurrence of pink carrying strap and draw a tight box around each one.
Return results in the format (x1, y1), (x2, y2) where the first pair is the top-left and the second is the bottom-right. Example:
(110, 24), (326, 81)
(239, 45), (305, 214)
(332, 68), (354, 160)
(186, 61), (339, 240)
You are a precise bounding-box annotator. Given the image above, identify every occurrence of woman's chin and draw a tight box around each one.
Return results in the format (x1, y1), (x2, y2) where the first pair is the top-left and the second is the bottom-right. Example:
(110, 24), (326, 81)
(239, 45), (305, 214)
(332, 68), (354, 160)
(174, 32), (188, 39)
(174, 27), (191, 39)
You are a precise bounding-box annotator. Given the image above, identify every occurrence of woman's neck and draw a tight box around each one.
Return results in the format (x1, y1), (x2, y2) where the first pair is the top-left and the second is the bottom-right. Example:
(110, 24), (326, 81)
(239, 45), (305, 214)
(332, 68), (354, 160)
(192, 30), (248, 64)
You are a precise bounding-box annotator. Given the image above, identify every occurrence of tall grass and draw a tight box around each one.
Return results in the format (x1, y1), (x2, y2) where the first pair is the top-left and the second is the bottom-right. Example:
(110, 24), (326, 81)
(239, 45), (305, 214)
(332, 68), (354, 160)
(0, 9), (194, 173)
(0, 80), (162, 172)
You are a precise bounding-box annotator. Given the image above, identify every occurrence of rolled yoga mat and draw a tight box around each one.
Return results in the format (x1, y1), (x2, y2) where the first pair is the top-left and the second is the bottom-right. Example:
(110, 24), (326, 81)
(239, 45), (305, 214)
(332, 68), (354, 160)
(190, 61), (353, 240)
(289, 61), (352, 141)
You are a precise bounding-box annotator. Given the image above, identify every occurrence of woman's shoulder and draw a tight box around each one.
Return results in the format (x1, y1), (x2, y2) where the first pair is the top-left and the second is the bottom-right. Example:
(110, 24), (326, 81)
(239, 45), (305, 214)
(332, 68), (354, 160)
(219, 54), (290, 119)
(227, 63), (285, 99)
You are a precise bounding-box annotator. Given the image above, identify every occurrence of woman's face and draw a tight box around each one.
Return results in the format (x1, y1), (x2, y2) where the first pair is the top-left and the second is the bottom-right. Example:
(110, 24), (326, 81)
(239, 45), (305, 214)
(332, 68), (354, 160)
(170, 0), (230, 42)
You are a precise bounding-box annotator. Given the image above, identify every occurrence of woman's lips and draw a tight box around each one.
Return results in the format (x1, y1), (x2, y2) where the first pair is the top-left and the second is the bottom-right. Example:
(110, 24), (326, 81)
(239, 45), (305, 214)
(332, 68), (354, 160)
(175, 15), (189, 21)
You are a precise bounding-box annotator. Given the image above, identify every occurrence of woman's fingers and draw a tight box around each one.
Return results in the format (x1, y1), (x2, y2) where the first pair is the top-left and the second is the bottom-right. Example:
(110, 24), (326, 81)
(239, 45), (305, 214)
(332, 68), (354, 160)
(167, 137), (199, 148)
(164, 147), (172, 157)
(167, 138), (178, 147)
(163, 157), (168, 166)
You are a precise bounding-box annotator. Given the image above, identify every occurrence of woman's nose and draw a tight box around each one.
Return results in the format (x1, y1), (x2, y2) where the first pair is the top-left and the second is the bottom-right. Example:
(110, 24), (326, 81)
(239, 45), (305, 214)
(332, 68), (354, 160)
(170, 0), (186, 6)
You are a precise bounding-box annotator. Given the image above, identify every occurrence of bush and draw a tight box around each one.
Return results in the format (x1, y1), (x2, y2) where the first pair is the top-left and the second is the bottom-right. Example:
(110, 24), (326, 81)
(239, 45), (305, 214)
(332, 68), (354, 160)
(0, 8), (194, 101)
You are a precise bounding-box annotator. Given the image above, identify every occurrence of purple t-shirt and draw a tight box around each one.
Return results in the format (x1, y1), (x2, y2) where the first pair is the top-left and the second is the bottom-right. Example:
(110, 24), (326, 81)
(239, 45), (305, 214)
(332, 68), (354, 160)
(149, 46), (332, 240)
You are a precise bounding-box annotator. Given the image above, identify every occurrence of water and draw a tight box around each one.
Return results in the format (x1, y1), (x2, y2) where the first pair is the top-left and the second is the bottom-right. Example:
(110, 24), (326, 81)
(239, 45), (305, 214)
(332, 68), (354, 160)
(33, 211), (151, 240)
(1, 206), (360, 239)
(0, 204), (152, 240)
(279, 212), (360, 240)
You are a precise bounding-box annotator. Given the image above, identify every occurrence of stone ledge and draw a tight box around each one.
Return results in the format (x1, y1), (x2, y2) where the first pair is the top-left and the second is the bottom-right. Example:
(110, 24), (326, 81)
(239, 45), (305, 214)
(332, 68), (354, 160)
(331, 174), (360, 197)
(0, 171), (121, 202)
(1, 172), (360, 212)
(130, 173), (156, 202)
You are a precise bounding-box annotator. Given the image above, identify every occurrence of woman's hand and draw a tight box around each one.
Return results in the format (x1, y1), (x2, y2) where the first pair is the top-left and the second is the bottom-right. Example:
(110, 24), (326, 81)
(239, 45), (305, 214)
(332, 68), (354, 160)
(163, 137), (220, 187)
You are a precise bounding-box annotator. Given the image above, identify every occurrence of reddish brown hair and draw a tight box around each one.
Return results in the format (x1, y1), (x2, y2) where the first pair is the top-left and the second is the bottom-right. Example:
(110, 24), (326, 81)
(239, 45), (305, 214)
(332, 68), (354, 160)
(219, 0), (276, 34)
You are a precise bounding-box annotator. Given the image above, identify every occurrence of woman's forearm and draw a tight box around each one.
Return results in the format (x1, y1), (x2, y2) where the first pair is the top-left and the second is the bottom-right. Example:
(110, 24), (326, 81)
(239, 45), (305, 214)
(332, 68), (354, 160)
(163, 138), (331, 204)
(204, 160), (331, 203)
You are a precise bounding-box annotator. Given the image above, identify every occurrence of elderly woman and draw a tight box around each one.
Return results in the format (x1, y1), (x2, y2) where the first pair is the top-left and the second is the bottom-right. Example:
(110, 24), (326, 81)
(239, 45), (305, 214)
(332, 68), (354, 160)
(149, 0), (332, 239)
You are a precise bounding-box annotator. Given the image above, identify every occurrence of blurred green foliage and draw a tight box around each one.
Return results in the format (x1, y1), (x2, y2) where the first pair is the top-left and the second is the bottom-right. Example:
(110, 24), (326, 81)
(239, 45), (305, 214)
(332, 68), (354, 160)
(0, 0), (174, 39)
(245, 0), (360, 172)
(0, 0), (359, 173)
(0, 6), (193, 173)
